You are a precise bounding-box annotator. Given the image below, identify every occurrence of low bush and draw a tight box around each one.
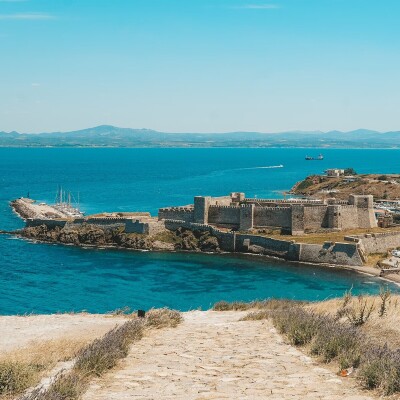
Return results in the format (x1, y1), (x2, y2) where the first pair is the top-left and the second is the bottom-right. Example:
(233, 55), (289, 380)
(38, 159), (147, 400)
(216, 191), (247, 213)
(75, 319), (143, 376)
(145, 308), (182, 329)
(25, 371), (87, 400)
(213, 299), (302, 312)
(0, 361), (35, 396)
(345, 296), (374, 326)
(272, 307), (323, 346)
(240, 310), (270, 321)
(359, 345), (400, 395)
(310, 319), (361, 367)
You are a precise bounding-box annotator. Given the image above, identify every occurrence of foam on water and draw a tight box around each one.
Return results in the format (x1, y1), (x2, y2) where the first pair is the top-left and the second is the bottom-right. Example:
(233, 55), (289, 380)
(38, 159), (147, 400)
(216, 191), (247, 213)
(0, 148), (400, 314)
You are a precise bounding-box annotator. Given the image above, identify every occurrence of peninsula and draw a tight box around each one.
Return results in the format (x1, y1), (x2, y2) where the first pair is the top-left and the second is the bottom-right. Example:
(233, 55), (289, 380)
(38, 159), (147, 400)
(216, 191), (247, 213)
(9, 183), (400, 277)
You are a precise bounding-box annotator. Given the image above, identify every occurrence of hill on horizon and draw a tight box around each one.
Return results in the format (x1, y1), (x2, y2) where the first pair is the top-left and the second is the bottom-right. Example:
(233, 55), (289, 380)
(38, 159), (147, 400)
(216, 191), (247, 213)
(0, 125), (399, 148)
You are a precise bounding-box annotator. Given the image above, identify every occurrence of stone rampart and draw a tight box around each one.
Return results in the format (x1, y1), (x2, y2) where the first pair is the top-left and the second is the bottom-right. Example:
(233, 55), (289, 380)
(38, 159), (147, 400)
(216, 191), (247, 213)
(339, 205), (360, 230)
(298, 242), (363, 266)
(303, 205), (329, 230)
(253, 207), (291, 228)
(243, 198), (324, 205)
(26, 218), (67, 228)
(125, 219), (165, 235)
(346, 231), (400, 254)
(163, 219), (363, 266)
(158, 207), (194, 223)
(208, 205), (240, 227)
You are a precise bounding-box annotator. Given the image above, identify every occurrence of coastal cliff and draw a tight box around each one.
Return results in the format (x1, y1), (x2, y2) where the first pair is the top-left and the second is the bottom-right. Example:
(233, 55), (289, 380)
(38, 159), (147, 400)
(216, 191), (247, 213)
(20, 224), (221, 253)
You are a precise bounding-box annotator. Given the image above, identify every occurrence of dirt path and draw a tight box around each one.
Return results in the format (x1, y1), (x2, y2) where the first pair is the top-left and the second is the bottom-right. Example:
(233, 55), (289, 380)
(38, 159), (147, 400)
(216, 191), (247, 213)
(83, 311), (373, 400)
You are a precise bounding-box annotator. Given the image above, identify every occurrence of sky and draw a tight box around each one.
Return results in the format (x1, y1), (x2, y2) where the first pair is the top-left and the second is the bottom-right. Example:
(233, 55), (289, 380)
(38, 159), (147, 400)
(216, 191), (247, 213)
(0, 0), (399, 133)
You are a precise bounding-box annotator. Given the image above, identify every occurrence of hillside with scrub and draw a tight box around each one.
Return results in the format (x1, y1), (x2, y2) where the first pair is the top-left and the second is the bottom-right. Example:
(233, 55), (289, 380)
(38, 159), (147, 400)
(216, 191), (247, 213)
(2, 293), (400, 399)
(292, 173), (400, 201)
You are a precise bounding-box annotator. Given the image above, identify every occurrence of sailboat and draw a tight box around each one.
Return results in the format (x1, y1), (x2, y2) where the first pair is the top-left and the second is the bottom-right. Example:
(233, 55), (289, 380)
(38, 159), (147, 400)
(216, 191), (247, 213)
(54, 186), (84, 217)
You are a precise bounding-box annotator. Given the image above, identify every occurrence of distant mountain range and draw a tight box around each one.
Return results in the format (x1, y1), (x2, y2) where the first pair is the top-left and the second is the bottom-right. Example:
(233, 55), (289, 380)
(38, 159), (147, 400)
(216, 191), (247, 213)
(1, 126), (399, 148)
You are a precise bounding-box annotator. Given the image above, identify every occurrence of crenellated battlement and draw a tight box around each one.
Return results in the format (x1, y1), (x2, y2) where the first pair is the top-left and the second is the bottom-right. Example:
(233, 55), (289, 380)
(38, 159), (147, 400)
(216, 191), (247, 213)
(209, 205), (239, 209)
(158, 192), (377, 234)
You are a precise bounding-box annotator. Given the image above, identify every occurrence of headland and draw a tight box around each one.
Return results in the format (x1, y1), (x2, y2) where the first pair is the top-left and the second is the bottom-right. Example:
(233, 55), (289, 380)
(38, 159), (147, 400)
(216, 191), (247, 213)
(8, 177), (400, 281)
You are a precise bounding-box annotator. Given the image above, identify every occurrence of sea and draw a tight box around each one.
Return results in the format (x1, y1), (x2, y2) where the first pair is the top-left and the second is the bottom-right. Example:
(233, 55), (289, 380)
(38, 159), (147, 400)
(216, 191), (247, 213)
(1, 147), (400, 315)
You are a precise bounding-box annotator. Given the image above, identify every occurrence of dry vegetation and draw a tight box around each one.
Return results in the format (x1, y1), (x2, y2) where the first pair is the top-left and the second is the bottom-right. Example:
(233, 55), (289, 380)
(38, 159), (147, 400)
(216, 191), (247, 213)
(293, 174), (400, 200)
(0, 339), (88, 399)
(263, 226), (400, 245)
(214, 292), (400, 397)
(17, 309), (182, 400)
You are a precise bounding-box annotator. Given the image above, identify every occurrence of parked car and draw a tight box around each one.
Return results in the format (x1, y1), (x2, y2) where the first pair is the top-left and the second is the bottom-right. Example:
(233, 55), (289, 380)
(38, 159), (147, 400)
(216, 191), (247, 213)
(391, 250), (400, 258)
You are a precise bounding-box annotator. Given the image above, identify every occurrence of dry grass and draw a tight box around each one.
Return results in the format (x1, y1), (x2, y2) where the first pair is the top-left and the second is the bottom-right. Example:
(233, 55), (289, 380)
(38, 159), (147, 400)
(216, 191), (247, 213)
(293, 174), (400, 200)
(365, 253), (387, 267)
(308, 293), (400, 348)
(145, 308), (183, 329)
(0, 339), (87, 399)
(263, 227), (400, 244)
(228, 292), (400, 396)
(213, 299), (305, 312)
(20, 308), (182, 400)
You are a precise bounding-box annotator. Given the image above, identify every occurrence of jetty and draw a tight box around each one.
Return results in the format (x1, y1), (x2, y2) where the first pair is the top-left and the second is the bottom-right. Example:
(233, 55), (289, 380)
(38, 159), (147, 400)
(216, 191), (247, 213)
(11, 198), (76, 220)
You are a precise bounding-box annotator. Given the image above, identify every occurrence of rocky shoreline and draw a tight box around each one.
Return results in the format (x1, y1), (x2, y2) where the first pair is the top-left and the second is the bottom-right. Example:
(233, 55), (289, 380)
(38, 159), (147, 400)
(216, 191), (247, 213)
(17, 223), (221, 253)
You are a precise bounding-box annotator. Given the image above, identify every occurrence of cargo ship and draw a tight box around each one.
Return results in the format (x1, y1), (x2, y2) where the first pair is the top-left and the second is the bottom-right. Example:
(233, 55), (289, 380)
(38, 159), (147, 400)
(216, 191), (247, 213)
(305, 154), (324, 160)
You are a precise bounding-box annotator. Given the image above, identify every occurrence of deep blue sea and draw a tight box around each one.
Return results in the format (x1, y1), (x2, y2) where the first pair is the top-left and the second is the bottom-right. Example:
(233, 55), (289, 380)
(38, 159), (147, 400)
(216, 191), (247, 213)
(1, 148), (400, 315)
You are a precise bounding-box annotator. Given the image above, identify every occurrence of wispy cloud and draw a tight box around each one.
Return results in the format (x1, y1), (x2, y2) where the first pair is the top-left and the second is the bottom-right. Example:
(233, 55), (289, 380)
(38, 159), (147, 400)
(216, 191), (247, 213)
(0, 12), (55, 20)
(236, 4), (280, 9)
(31, 83), (40, 87)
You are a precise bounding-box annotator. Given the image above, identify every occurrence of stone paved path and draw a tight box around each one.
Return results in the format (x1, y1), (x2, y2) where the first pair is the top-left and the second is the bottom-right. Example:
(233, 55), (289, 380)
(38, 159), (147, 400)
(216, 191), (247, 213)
(83, 311), (374, 400)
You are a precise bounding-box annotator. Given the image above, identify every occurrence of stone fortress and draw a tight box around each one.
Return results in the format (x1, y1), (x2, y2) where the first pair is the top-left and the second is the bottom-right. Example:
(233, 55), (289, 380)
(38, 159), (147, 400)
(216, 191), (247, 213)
(158, 192), (378, 235)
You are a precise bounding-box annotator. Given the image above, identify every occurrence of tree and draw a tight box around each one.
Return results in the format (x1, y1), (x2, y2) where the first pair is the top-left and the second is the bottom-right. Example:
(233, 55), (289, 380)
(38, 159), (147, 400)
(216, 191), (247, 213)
(344, 168), (357, 176)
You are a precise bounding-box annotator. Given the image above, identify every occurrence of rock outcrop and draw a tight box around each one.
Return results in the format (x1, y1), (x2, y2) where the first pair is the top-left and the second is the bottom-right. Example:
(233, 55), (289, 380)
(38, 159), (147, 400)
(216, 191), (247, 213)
(19, 224), (221, 253)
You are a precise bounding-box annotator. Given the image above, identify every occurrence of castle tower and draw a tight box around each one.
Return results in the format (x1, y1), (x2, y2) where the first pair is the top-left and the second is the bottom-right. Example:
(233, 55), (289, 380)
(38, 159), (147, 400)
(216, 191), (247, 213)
(290, 205), (305, 235)
(194, 196), (211, 224)
(239, 204), (254, 230)
(348, 195), (377, 228)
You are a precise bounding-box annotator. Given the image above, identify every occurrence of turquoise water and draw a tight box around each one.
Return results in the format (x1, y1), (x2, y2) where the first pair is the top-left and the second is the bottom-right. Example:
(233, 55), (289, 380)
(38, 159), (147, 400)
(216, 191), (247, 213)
(1, 148), (399, 314)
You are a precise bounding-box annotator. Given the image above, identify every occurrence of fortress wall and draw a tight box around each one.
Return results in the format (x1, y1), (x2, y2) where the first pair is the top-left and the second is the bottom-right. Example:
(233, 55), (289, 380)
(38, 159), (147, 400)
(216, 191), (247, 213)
(124, 220), (149, 234)
(124, 220), (165, 235)
(348, 231), (400, 254)
(357, 208), (378, 229)
(303, 206), (329, 230)
(240, 204), (254, 230)
(208, 205), (240, 227)
(253, 207), (291, 228)
(291, 205), (305, 235)
(338, 205), (360, 230)
(163, 219), (362, 266)
(209, 196), (232, 206)
(26, 218), (67, 228)
(244, 198), (323, 205)
(158, 208), (194, 222)
(235, 233), (294, 255)
(86, 217), (129, 224)
(299, 242), (363, 266)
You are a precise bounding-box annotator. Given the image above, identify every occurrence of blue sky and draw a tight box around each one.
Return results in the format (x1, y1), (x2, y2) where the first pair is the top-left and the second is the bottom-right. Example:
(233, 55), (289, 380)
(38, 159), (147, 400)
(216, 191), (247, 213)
(0, 0), (399, 133)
